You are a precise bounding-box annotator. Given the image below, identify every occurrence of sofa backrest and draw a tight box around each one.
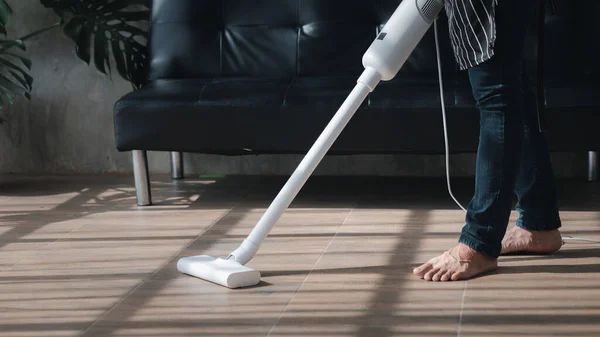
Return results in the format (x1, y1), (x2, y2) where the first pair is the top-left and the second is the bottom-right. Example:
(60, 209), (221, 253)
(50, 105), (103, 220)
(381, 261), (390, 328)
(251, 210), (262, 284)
(543, 0), (600, 79)
(147, 0), (455, 82)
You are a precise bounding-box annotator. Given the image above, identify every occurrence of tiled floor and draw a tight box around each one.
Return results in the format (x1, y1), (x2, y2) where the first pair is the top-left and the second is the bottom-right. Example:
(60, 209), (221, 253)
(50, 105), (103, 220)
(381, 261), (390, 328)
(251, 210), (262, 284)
(0, 174), (599, 337)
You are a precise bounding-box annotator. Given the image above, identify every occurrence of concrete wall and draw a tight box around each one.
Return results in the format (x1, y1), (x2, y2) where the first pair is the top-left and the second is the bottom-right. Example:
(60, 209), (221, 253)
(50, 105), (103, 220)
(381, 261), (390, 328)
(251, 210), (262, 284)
(0, 1), (589, 178)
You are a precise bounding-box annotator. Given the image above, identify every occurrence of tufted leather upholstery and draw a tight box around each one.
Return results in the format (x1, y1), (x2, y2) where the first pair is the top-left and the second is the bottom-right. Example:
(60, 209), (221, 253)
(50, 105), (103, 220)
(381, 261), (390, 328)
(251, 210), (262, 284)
(114, 0), (600, 156)
(146, 0), (454, 80)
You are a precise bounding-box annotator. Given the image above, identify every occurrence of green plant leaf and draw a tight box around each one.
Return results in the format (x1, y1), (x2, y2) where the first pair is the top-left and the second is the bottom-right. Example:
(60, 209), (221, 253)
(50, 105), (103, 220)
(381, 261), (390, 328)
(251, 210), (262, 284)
(41, 0), (150, 89)
(0, 0), (13, 37)
(0, 2), (35, 109)
(0, 39), (33, 109)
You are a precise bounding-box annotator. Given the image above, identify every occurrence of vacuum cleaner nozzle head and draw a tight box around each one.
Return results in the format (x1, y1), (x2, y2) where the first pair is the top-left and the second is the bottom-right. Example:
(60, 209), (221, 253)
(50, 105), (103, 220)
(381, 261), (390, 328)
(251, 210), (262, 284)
(177, 255), (261, 289)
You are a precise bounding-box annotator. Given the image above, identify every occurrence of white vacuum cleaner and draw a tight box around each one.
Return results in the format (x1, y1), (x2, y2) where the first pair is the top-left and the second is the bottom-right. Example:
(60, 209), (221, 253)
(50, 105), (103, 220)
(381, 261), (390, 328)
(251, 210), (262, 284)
(177, 0), (446, 288)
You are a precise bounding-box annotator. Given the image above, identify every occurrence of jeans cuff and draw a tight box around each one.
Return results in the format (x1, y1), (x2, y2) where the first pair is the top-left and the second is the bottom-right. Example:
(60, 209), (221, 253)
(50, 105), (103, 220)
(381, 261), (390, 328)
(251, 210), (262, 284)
(516, 217), (562, 231)
(458, 230), (501, 258)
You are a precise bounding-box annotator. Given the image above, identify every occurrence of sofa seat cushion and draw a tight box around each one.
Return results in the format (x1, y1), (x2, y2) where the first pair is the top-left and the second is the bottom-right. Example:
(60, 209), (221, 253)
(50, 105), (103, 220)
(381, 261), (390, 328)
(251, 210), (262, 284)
(114, 78), (290, 154)
(113, 76), (477, 155)
(543, 76), (600, 108)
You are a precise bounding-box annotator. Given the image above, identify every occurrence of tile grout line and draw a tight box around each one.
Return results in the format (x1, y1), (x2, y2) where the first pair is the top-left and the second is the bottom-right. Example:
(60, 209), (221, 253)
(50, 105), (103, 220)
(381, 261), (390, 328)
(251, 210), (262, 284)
(265, 198), (360, 337)
(5, 229), (78, 271)
(77, 202), (240, 337)
(4, 192), (126, 271)
(457, 281), (468, 337)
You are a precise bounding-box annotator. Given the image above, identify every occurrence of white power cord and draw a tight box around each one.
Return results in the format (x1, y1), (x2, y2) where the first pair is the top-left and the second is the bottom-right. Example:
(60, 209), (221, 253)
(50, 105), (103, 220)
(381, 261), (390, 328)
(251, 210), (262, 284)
(434, 18), (467, 213)
(561, 236), (600, 243)
(432, 18), (600, 244)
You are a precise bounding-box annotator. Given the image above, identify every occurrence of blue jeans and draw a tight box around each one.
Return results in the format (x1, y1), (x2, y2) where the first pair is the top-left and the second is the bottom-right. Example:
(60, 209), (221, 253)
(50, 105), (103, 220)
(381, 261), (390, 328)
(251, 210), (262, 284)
(458, 0), (562, 258)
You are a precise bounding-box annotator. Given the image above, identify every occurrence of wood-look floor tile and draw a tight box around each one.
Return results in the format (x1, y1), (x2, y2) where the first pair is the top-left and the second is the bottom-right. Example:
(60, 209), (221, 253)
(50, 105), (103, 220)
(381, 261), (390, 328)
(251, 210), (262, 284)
(0, 192), (83, 212)
(270, 213), (465, 334)
(0, 277), (145, 337)
(0, 244), (46, 269)
(460, 245), (600, 336)
(211, 207), (351, 233)
(78, 208), (230, 223)
(82, 324), (271, 337)
(272, 277), (463, 333)
(81, 267), (306, 337)
(155, 235), (334, 284)
(268, 324), (458, 337)
(7, 236), (191, 279)
(0, 217), (86, 239)
(1, 175), (599, 337)
(81, 231), (340, 336)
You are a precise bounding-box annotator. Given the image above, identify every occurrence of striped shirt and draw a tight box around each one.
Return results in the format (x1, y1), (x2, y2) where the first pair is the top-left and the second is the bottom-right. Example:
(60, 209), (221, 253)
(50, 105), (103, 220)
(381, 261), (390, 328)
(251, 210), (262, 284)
(444, 0), (498, 71)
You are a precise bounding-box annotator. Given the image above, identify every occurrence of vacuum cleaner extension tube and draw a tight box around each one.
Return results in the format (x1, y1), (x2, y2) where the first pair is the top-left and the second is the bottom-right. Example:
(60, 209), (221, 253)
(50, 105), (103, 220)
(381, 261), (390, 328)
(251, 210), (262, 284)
(228, 67), (382, 265)
(177, 0), (445, 288)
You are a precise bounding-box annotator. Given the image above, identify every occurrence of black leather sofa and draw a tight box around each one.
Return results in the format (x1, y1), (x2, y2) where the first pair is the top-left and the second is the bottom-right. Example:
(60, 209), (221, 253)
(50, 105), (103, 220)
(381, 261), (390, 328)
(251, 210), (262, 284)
(114, 0), (600, 205)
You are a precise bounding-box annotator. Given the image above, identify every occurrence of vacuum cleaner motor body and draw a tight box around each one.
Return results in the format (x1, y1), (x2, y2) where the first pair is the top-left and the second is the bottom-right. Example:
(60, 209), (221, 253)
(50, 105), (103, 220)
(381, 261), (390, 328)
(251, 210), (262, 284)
(363, 0), (444, 81)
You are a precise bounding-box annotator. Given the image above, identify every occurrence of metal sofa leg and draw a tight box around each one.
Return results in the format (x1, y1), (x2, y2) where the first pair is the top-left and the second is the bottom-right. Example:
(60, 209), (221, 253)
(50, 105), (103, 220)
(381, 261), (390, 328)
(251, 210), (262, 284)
(589, 151), (598, 182)
(170, 152), (184, 180)
(132, 150), (152, 206)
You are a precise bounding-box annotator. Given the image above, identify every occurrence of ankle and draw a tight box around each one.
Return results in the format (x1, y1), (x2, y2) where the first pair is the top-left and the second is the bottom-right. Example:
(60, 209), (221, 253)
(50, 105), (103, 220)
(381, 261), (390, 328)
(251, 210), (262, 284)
(515, 226), (561, 234)
(457, 243), (495, 261)
(515, 220), (561, 233)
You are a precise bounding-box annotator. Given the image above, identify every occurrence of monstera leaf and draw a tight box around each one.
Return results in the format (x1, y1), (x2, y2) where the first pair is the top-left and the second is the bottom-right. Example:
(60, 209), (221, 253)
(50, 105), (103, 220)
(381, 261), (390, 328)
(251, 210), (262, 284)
(0, 0), (33, 109)
(0, 0), (12, 35)
(0, 40), (33, 109)
(41, 0), (150, 89)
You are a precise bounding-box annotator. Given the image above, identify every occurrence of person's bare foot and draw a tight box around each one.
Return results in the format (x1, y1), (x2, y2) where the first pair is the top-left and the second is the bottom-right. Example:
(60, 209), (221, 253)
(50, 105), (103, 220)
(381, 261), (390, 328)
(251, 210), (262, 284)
(413, 243), (498, 281)
(500, 226), (563, 255)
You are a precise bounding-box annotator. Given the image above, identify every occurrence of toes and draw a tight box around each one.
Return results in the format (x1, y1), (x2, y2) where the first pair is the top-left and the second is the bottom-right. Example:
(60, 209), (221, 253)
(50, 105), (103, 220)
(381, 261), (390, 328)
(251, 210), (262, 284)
(500, 243), (512, 255)
(413, 262), (434, 277)
(440, 271), (452, 282)
(451, 271), (465, 281)
(424, 268), (440, 281)
(432, 269), (446, 282)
